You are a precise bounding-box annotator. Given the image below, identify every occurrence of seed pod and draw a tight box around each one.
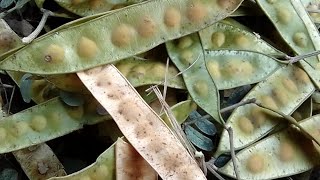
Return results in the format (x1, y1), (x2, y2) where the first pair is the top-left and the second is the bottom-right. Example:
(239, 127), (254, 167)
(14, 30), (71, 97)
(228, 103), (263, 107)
(48, 138), (118, 180)
(219, 114), (320, 179)
(205, 50), (281, 90)
(215, 65), (315, 156)
(199, 21), (282, 55)
(0, 0), (243, 75)
(166, 33), (221, 124)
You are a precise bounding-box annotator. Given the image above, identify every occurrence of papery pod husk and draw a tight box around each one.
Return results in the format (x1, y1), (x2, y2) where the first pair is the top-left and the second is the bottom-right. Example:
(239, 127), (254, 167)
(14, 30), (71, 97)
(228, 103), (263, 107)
(166, 33), (221, 123)
(12, 144), (67, 180)
(0, 0), (243, 75)
(77, 64), (206, 179)
(115, 138), (158, 179)
(218, 114), (320, 179)
(48, 138), (118, 180)
(215, 65), (315, 156)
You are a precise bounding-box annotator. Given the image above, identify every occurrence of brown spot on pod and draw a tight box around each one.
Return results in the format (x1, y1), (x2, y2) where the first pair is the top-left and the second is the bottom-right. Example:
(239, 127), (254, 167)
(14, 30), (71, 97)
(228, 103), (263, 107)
(164, 7), (181, 28)
(207, 61), (221, 79)
(134, 122), (154, 139)
(293, 32), (308, 48)
(193, 80), (208, 97)
(90, 165), (109, 179)
(118, 100), (141, 122)
(10, 121), (29, 137)
(137, 16), (156, 38)
(77, 37), (99, 58)
(0, 31), (15, 51)
(43, 44), (65, 63)
(178, 36), (193, 49)
(30, 115), (47, 132)
(0, 128), (7, 142)
(111, 24), (135, 47)
(246, 154), (265, 173)
(238, 116), (254, 134)
(186, 1), (207, 23)
(279, 141), (295, 162)
(211, 32), (225, 48)
(89, 0), (103, 9)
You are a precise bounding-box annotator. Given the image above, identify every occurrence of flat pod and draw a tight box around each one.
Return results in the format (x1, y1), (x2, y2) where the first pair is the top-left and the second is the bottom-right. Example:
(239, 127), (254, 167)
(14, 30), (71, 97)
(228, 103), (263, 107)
(166, 33), (221, 123)
(256, 0), (320, 69)
(48, 138), (117, 180)
(115, 138), (157, 179)
(0, 20), (23, 56)
(0, 98), (86, 154)
(199, 21), (282, 55)
(12, 144), (67, 179)
(115, 58), (186, 89)
(77, 64), (206, 179)
(0, 0), (243, 75)
(205, 50), (281, 90)
(215, 65), (315, 156)
(55, 0), (146, 16)
(218, 115), (320, 179)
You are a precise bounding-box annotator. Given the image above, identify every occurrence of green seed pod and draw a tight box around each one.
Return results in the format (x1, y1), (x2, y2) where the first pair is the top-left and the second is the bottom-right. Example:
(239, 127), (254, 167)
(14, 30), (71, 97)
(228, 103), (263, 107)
(215, 65), (315, 156)
(256, 0), (320, 89)
(199, 21), (282, 55)
(204, 50), (281, 90)
(0, 0), (243, 75)
(219, 114), (320, 179)
(166, 33), (221, 124)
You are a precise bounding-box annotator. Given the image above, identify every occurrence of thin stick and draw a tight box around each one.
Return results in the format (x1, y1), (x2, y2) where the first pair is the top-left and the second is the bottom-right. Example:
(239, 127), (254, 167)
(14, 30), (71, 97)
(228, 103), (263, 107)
(225, 126), (240, 180)
(278, 50), (320, 64)
(8, 85), (15, 114)
(22, 8), (54, 44)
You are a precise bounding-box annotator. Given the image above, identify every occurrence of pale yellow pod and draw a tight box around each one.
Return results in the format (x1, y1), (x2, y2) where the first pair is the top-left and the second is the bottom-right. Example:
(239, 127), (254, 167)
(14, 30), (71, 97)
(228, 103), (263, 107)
(164, 7), (181, 28)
